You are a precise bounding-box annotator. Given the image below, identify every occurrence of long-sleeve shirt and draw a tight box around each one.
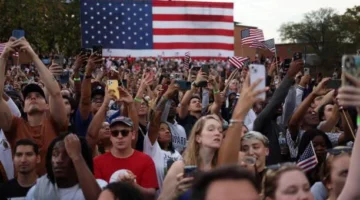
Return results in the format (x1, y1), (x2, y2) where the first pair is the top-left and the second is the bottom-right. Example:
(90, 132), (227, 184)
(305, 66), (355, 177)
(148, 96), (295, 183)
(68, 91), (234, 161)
(253, 76), (294, 165)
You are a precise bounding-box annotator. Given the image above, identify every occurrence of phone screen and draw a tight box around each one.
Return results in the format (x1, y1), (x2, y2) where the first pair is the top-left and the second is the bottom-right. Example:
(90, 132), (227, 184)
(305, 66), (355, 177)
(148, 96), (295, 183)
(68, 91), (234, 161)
(12, 30), (25, 39)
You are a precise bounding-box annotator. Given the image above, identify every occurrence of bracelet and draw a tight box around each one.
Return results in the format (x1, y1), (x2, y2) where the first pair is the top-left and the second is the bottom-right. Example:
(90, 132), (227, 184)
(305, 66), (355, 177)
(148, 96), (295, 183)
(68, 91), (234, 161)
(73, 78), (81, 82)
(134, 97), (143, 103)
(229, 119), (244, 127)
(357, 116), (360, 126)
(213, 89), (220, 94)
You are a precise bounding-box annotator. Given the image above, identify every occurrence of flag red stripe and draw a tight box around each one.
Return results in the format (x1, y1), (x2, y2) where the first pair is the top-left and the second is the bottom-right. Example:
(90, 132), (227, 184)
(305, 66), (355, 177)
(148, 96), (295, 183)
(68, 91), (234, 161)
(153, 43), (233, 50)
(298, 157), (317, 168)
(153, 28), (234, 36)
(106, 56), (227, 61)
(153, 1), (233, 8)
(153, 14), (233, 22)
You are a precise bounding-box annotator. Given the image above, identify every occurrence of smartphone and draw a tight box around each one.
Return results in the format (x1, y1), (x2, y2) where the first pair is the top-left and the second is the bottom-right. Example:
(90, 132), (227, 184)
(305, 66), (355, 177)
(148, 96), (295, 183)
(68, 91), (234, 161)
(192, 66), (201, 71)
(304, 68), (310, 75)
(59, 71), (70, 84)
(184, 165), (197, 178)
(342, 55), (360, 86)
(12, 29), (25, 39)
(293, 52), (302, 61)
(80, 48), (92, 56)
(201, 64), (210, 75)
(326, 79), (341, 89)
(53, 55), (64, 66)
(282, 59), (292, 69)
(92, 45), (103, 57)
(107, 80), (120, 99)
(249, 64), (266, 100)
(175, 80), (191, 91)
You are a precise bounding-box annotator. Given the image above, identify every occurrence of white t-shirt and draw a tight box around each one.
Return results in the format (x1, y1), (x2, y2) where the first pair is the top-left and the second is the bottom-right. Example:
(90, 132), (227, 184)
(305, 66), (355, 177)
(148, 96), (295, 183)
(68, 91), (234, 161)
(143, 134), (182, 194)
(0, 98), (22, 180)
(25, 179), (106, 200)
(166, 122), (187, 153)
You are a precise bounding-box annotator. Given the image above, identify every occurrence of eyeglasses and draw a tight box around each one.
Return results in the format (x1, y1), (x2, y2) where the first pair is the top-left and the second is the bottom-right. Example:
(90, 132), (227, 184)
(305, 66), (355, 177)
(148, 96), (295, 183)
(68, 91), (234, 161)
(327, 147), (352, 156)
(111, 130), (131, 137)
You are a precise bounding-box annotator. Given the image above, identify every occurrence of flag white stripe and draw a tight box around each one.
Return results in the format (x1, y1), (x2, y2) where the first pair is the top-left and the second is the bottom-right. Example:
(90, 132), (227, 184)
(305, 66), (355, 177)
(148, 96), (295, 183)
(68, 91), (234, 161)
(103, 49), (233, 57)
(298, 158), (317, 168)
(152, 21), (233, 30)
(153, 7), (233, 16)
(153, 35), (233, 44)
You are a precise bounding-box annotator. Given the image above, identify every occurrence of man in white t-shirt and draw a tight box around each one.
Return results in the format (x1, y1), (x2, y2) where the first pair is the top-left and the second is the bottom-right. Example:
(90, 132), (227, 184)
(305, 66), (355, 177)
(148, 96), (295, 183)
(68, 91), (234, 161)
(26, 134), (101, 200)
(0, 93), (22, 183)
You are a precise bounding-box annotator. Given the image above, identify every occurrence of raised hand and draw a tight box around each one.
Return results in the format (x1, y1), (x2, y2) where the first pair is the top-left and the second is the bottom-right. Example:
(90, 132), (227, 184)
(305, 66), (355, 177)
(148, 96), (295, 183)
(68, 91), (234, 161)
(49, 62), (63, 76)
(1, 37), (17, 58)
(118, 86), (133, 104)
(163, 80), (179, 99)
(73, 54), (87, 73)
(232, 73), (268, 119)
(287, 60), (304, 78)
(85, 54), (103, 76)
(11, 37), (36, 59)
(313, 77), (331, 96)
(64, 134), (82, 161)
(338, 73), (360, 111)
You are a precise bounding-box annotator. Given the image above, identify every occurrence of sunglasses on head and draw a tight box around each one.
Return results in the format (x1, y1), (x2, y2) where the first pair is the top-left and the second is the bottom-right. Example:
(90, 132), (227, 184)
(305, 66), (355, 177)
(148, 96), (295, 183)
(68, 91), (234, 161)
(327, 147), (352, 156)
(111, 130), (131, 137)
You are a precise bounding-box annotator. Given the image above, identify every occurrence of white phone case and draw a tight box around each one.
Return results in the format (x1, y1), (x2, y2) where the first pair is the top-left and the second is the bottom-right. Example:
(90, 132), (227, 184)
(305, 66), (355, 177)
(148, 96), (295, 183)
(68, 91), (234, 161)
(249, 64), (266, 100)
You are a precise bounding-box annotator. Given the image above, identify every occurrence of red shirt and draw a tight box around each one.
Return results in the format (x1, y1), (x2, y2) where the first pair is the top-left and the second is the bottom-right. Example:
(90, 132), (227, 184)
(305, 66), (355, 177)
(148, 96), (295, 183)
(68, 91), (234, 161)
(94, 150), (158, 189)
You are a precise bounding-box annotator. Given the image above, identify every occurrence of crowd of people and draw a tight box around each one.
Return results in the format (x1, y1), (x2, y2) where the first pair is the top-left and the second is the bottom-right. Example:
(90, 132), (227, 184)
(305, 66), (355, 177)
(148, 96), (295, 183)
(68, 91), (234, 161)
(0, 36), (360, 200)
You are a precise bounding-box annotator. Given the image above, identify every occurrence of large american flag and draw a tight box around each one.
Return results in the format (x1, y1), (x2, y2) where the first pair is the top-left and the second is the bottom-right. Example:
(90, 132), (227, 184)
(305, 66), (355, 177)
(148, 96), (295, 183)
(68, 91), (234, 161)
(229, 56), (248, 69)
(297, 142), (318, 172)
(80, 0), (234, 60)
(241, 28), (264, 47)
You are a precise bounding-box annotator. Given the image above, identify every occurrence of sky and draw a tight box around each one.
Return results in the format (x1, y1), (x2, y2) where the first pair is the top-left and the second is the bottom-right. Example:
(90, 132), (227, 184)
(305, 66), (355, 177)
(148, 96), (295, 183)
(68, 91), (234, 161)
(199, 0), (359, 43)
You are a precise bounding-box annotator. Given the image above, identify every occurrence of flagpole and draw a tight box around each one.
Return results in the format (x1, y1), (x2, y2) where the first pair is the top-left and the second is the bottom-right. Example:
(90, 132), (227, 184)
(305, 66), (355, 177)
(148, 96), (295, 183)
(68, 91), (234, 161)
(310, 141), (318, 163)
(274, 40), (279, 76)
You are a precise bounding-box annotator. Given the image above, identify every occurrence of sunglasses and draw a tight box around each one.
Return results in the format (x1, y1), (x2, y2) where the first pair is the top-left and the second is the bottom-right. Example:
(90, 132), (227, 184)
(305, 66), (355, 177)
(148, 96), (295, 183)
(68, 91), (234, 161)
(111, 130), (131, 137)
(327, 147), (352, 156)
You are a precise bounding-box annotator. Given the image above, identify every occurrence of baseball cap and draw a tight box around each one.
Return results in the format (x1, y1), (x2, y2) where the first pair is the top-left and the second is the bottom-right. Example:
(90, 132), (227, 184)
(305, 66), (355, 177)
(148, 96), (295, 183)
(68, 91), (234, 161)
(110, 116), (134, 128)
(91, 85), (105, 99)
(22, 83), (46, 99)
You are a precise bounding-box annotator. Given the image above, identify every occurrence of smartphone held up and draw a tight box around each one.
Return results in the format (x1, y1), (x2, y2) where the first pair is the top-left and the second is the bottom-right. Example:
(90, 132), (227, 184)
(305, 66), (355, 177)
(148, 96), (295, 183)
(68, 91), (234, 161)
(342, 55), (360, 86)
(249, 64), (266, 101)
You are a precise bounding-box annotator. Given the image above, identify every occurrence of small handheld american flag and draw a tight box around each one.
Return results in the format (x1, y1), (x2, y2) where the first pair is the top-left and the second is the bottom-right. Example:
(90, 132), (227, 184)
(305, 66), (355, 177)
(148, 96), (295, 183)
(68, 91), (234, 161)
(297, 142), (318, 173)
(241, 28), (264, 46)
(229, 56), (248, 69)
(0, 43), (6, 55)
(184, 51), (190, 69)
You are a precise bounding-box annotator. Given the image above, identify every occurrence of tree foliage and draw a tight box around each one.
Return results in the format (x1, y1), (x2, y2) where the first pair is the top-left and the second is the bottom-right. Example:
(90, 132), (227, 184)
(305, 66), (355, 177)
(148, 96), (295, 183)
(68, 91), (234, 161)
(0, 0), (81, 56)
(279, 6), (360, 67)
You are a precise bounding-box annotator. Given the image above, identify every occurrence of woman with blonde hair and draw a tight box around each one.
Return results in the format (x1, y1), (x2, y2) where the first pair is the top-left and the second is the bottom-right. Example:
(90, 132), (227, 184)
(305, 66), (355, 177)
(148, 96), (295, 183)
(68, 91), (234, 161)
(262, 164), (314, 200)
(158, 74), (267, 200)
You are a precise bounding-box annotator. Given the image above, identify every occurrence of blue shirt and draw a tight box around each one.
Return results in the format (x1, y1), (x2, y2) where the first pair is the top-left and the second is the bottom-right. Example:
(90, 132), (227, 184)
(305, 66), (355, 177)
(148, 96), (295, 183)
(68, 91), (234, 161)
(75, 109), (93, 137)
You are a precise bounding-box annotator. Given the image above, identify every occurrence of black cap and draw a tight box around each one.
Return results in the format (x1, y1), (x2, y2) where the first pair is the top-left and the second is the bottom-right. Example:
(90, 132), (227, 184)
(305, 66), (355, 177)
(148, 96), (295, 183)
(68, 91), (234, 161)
(91, 85), (105, 99)
(22, 84), (46, 99)
(110, 116), (134, 128)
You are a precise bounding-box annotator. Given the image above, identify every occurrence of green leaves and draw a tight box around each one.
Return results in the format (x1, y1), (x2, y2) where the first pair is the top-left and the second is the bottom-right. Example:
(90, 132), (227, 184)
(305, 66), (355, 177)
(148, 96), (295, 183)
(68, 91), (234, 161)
(279, 6), (360, 67)
(0, 0), (81, 56)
